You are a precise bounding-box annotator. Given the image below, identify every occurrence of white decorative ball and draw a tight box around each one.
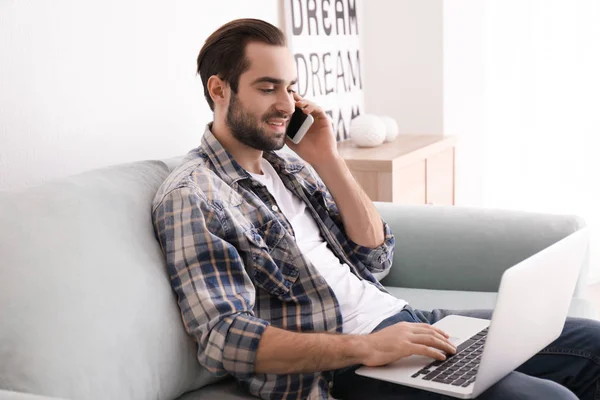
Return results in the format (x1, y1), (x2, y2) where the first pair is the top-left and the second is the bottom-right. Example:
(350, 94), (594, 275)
(379, 116), (399, 142)
(349, 114), (386, 147)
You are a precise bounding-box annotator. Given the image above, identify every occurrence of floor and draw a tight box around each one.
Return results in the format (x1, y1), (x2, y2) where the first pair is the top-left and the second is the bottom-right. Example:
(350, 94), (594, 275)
(585, 282), (600, 312)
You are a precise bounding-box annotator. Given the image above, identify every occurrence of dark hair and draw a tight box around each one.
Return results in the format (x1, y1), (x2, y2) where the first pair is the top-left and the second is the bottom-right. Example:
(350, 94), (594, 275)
(197, 19), (287, 111)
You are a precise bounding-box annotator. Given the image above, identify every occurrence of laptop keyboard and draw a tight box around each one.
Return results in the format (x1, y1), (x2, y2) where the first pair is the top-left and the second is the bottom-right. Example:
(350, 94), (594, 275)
(410, 327), (489, 387)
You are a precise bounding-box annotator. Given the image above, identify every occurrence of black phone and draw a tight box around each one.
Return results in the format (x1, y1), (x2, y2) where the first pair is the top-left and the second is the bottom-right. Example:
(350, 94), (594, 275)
(286, 107), (314, 144)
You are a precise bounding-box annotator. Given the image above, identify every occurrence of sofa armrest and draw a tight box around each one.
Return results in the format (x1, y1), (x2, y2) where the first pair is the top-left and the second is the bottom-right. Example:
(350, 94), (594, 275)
(374, 203), (589, 296)
(0, 390), (67, 400)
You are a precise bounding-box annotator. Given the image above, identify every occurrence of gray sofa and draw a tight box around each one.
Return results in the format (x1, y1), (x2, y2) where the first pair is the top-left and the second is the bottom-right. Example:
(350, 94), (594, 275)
(0, 158), (596, 400)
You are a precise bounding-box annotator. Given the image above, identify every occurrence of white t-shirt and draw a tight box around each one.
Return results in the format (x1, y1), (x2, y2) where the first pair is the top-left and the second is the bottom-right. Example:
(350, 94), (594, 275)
(248, 158), (407, 334)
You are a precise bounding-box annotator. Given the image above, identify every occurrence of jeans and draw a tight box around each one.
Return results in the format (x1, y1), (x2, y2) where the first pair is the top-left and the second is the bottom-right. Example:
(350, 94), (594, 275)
(331, 306), (600, 399)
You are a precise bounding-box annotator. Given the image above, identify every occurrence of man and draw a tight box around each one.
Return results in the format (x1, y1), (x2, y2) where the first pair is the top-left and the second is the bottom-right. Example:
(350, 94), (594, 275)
(152, 18), (600, 400)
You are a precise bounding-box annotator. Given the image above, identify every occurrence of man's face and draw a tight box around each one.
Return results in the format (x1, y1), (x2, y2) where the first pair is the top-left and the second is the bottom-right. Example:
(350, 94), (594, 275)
(225, 42), (296, 151)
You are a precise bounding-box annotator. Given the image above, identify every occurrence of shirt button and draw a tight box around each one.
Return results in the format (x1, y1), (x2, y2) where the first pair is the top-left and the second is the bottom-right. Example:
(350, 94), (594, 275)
(271, 205), (279, 212)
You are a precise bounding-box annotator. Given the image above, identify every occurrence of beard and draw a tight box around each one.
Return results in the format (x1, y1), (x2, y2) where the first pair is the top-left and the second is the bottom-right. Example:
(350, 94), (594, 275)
(225, 92), (287, 152)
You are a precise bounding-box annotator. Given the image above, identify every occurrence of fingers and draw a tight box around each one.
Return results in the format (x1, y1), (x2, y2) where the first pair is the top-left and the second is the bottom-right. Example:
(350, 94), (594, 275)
(296, 99), (321, 115)
(409, 322), (450, 339)
(367, 322), (457, 365)
(432, 326), (451, 339)
(388, 322), (456, 358)
(397, 322), (451, 342)
(411, 328), (454, 350)
(409, 325), (452, 340)
(411, 344), (448, 361)
(412, 333), (456, 356)
(296, 100), (310, 112)
(293, 92), (309, 112)
(293, 95), (326, 119)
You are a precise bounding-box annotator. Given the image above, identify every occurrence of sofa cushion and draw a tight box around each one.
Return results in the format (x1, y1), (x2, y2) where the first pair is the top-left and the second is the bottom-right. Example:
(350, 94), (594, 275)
(0, 161), (221, 400)
(385, 287), (598, 319)
(175, 379), (254, 400)
(0, 390), (68, 400)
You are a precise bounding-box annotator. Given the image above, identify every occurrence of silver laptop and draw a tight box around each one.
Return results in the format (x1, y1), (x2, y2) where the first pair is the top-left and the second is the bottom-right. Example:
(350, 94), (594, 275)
(356, 227), (589, 399)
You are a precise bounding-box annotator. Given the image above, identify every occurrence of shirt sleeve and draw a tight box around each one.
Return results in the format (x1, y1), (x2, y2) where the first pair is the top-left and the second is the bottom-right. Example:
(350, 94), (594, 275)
(309, 167), (395, 274)
(152, 185), (270, 380)
(324, 188), (395, 274)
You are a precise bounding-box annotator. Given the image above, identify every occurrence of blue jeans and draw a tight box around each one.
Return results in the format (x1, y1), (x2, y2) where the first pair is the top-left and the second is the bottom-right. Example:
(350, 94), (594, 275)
(331, 306), (600, 399)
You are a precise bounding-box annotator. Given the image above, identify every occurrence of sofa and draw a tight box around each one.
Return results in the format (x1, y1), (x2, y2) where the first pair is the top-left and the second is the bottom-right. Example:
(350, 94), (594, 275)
(0, 157), (596, 400)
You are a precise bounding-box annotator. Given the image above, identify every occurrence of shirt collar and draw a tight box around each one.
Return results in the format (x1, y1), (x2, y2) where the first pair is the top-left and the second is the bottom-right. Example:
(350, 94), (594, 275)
(198, 123), (306, 185)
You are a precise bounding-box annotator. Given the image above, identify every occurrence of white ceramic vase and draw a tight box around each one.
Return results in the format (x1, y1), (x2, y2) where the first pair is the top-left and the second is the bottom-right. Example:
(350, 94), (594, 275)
(379, 116), (399, 142)
(349, 114), (386, 147)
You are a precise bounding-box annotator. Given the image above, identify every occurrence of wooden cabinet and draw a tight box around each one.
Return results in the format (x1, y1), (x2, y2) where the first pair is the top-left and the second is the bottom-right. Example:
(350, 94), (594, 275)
(337, 135), (457, 205)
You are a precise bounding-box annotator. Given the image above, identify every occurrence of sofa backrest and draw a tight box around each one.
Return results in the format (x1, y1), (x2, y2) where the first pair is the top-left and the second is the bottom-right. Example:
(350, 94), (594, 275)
(0, 159), (218, 400)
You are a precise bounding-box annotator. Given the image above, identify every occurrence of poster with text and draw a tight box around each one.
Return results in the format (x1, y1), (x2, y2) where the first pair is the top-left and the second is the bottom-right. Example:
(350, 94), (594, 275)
(284, 0), (363, 141)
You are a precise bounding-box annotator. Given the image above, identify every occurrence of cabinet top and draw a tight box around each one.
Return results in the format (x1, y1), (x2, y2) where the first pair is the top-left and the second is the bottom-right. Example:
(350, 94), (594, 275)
(337, 135), (456, 162)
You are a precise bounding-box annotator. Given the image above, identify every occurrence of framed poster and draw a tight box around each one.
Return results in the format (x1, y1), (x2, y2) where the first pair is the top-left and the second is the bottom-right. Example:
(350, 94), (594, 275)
(283, 0), (363, 141)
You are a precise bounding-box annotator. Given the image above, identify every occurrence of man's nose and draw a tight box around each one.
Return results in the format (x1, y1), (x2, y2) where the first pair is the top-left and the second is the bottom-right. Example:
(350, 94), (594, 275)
(276, 90), (295, 116)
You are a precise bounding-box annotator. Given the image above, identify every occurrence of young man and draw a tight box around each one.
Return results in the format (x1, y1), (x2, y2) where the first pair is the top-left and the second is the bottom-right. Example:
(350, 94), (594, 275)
(152, 18), (600, 400)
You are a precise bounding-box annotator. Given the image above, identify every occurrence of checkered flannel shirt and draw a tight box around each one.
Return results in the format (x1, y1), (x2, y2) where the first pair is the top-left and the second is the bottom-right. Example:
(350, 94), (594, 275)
(152, 125), (395, 399)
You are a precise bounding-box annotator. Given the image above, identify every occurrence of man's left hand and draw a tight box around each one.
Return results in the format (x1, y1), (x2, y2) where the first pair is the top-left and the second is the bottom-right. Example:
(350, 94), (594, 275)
(285, 93), (340, 167)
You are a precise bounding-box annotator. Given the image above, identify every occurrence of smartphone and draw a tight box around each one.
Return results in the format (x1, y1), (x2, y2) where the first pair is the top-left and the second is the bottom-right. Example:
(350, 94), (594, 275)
(286, 107), (314, 144)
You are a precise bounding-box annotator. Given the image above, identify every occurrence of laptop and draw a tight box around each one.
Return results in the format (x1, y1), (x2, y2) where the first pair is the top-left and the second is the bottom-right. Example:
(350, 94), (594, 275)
(355, 227), (590, 399)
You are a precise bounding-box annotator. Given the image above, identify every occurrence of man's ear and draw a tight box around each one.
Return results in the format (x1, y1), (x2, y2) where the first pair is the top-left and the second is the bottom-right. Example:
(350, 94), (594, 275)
(207, 75), (228, 107)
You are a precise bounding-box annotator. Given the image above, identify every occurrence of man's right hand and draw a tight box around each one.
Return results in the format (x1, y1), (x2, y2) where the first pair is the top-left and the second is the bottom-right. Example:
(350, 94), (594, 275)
(255, 322), (456, 375)
(360, 322), (457, 367)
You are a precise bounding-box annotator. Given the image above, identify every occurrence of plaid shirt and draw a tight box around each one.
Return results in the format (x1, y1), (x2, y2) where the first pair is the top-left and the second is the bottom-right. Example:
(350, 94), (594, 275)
(152, 125), (395, 400)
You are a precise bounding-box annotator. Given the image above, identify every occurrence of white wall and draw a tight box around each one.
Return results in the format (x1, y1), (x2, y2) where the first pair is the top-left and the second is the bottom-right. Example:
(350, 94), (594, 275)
(481, 0), (600, 282)
(361, 0), (443, 135)
(443, 0), (486, 207)
(1, 0), (470, 200)
(0, 0), (280, 191)
(444, 0), (600, 280)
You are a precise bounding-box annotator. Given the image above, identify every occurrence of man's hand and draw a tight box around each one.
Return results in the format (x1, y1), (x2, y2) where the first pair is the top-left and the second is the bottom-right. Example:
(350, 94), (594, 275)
(285, 92), (338, 167)
(360, 322), (457, 367)
(285, 94), (385, 248)
(255, 322), (456, 375)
